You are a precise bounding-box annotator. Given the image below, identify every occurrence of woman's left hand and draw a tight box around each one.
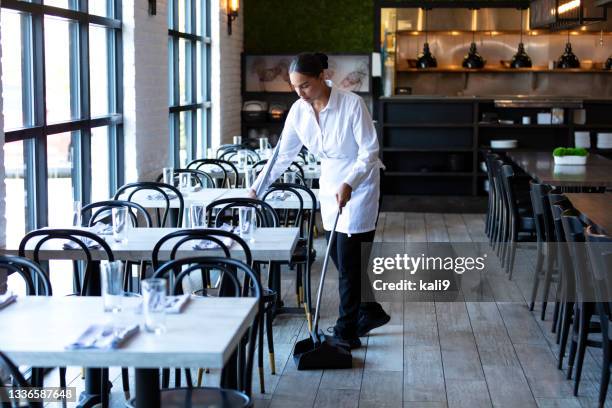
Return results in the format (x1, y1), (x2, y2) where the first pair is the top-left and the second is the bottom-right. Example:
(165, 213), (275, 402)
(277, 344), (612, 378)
(336, 183), (353, 209)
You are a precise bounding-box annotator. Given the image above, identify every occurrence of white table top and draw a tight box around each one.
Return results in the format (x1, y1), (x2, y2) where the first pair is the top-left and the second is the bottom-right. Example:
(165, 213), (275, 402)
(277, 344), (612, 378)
(119, 188), (320, 211)
(218, 188), (320, 210)
(0, 296), (257, 369)
(2, 226), (299, 262)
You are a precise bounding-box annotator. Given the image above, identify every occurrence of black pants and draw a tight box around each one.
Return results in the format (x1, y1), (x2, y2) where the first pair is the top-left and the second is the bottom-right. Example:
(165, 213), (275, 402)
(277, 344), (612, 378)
(325, 229), (383, 338)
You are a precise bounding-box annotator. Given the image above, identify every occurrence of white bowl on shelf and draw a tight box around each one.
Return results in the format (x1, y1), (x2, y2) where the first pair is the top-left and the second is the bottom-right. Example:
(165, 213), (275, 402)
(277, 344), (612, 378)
(553, 155), (588, 165)
(491, 139), (518, 149)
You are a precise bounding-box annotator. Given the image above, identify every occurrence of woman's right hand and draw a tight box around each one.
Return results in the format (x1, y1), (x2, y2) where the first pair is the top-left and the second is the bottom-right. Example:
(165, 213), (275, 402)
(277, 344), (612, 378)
(247, 189), (257, 199)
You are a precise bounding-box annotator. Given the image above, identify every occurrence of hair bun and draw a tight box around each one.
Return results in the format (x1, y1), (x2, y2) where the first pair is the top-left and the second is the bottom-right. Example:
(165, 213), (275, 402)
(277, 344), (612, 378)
(315, 53), (329, 69)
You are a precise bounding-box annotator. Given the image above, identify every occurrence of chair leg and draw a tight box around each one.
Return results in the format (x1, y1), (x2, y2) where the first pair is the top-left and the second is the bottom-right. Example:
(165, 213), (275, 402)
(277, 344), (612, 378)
(184, 368), (193, 387)
(174, 368), (181, 387)
(558, 302), (574, 369)
(162, 368), (170, 388)
(258, 309), (265, 393)
(566, 305), (579, 379)
(573, 306), (592, 396)
(552, 301), (560, 336)
(266, 306), (276, 375)
(295, 265), (302, 307)
(196, 368), (204, 387)
(101, 368), (109, 408)
(121, 367), (130, 400)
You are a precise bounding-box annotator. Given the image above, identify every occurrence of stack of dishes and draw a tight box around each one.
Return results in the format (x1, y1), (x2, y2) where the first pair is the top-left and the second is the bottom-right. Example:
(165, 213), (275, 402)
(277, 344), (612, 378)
(596, 133), (612, 149)
(491, 139), (518, 149)
(574, 131), (591, 149)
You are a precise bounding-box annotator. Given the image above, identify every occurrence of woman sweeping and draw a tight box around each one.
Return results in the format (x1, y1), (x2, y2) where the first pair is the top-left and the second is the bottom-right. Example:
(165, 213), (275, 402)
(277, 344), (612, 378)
(248, 52), (390, 348)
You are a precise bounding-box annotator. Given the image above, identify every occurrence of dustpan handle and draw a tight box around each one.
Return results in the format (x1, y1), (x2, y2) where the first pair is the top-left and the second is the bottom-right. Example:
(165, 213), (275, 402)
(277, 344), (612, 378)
(311, 208), (341, 343)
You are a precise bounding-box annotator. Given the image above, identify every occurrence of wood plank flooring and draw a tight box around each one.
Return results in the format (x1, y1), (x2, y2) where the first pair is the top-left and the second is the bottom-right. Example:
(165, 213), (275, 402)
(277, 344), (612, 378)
(42, 212), (612, 407)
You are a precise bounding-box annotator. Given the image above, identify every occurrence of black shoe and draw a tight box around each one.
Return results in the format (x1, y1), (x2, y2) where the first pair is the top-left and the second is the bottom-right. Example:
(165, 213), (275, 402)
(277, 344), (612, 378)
(329, 326), (361, 349)
(356, 310), (391, 337)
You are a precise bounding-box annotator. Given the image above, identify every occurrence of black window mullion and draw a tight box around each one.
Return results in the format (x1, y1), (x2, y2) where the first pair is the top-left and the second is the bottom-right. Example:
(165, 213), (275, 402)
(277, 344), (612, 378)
(31, 11), (48, 228)
(79, 0), (92, 204)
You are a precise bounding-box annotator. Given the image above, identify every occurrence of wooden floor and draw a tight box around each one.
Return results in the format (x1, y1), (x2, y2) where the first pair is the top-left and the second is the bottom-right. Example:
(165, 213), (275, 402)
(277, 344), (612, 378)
(46, 212), (612, 408)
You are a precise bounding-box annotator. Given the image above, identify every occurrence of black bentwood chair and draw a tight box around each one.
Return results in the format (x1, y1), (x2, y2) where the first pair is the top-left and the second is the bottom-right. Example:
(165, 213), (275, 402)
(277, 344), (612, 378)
(187, 158), (240, 188)
(126, 257), (262, 408)
(114, 182), (185, 228)
(205, 197), (279, 393)
(0, 256), (53, 404)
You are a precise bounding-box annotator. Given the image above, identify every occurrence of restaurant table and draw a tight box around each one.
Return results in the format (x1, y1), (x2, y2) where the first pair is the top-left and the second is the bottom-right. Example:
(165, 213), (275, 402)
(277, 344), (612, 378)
(506, 151), (612, 189)
(0, 296), (257, 408)
(565, 192), (612, 235)
(118, 187), (320, 211)
(4, 226), (299, 263)
(218, 188), (320, 210)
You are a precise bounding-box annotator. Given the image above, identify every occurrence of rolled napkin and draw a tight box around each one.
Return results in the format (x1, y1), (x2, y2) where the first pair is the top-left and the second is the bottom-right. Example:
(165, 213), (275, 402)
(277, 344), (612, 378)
(192, 224), (236, 250)
(135, 294), (190, 315)
(66, 323), (139, 350)
(62, 238), (101, 250)
(146, 192), (178, 201)
(0, 292), (17, 310)
(91, 222), (112, 235)
(267, 191), (288, 201)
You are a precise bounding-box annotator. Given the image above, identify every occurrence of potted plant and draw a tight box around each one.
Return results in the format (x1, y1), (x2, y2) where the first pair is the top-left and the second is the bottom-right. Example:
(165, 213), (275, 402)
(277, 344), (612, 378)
(552, 147), (589, 165)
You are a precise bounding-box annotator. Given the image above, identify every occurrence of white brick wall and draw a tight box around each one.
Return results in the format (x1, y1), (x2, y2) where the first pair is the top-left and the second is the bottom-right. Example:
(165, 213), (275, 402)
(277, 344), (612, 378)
(122, 0), (170, 181)
(211, 0), (243, 148)
(0, 0), (7, 294)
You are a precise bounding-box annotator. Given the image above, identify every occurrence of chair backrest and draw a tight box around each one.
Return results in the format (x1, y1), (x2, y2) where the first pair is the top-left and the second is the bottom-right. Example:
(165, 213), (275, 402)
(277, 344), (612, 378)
(220, 148), (260, 165)
(550, 200), (575, 299)
(529, 181), (553, 243)
(82, 200), (152, 228)
(155, 168), (215, 189)
(114, 181), (184, 227)
(0, 255), (52, 296)
(18, 229), (114, 296)
(206, 198), (280, 228)
(585, 226), (612, 312)
(561, 210), (591, 303)
(152, 257), (262, 397)
(187, 159), (228, 187)
(216, 143), (242, 157)
(252, 159), (306, 183)
(151, 229), (253, 269)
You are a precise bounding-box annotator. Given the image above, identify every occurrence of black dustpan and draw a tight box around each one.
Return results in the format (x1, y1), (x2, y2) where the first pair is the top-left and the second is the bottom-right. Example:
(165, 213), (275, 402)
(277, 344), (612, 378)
(293, 210), (353, 370)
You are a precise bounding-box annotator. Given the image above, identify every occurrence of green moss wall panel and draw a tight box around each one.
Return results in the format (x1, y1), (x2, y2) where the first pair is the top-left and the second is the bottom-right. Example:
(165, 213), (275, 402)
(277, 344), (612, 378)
(244, 0), (374, 53)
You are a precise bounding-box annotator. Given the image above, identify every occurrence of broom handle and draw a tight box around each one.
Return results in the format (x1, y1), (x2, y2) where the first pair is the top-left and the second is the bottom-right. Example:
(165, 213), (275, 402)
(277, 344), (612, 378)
(311, 208), (341, 343)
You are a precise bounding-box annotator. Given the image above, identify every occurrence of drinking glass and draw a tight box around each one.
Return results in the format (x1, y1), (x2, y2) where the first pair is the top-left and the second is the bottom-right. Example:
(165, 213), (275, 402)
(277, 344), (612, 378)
(237, 150), (248, 170)
(283, 171), (296, 184)
(259, 137), (270, 151)
(189, 204), (207, 228)
(179, 173), (191, 192)
(112, 207), (129, 243)
(239, 207), (256, 242)
(233, 135), (242, 145)
(162, 167), (174, 186)
(100, 261), (125, 313)
(244, 168), (257, 189)
(73, 200), (82, 227)
(142, 278), (167, 334)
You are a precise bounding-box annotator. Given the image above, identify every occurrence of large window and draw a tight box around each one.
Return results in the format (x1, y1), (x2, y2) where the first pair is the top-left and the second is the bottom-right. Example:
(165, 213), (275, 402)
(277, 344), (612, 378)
(168, 0), (211, 167)
(1, 0), (123, 239)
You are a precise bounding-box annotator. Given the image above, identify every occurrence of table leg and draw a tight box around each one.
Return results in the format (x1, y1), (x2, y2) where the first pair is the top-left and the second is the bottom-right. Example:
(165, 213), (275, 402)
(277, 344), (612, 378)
(135, 368), (160, 408)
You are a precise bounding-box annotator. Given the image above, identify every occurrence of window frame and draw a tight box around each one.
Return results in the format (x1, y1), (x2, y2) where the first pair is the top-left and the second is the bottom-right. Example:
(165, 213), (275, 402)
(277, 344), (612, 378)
(168, 0), (211, 167)
(2, 0), (124, 230)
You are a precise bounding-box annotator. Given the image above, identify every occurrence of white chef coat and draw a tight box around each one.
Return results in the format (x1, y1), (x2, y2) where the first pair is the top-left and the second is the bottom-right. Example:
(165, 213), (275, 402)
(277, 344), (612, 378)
(250, 81), (384, 234)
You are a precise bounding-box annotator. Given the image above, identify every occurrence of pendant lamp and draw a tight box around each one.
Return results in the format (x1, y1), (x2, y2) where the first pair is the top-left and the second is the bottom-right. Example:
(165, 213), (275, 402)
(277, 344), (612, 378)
(417, 9), (437, 69)
(510, 8), (532, 68)
(463, 31), (486, 69)
(556, 31), (580, 69)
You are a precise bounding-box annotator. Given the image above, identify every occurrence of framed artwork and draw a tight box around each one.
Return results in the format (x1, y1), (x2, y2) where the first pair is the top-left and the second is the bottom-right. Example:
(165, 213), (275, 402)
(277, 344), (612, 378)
(244, 54), (371, 93)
